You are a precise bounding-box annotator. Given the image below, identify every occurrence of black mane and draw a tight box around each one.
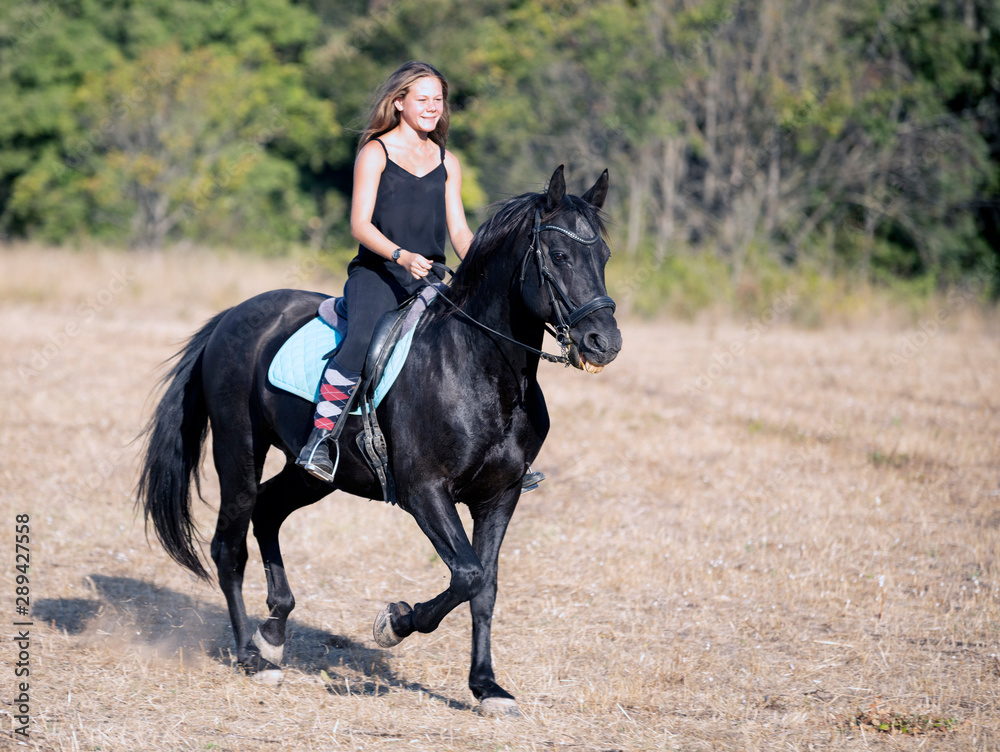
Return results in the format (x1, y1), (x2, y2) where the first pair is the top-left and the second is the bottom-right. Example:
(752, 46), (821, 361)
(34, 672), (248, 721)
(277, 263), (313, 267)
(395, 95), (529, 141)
(448, 191), (607, 308)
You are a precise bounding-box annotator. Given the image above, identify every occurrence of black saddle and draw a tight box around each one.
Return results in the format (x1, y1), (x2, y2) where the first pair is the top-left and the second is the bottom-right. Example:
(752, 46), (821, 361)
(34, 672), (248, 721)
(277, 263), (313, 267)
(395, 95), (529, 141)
(323, 300), (415, 505)
(323, 265), (451, 502)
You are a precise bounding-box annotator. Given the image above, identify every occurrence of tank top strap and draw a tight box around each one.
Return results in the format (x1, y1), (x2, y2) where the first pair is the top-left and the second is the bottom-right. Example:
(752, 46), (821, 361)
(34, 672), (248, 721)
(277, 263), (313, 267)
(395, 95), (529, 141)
(374, 137), (389, 157)
(439, 143), (445, 163)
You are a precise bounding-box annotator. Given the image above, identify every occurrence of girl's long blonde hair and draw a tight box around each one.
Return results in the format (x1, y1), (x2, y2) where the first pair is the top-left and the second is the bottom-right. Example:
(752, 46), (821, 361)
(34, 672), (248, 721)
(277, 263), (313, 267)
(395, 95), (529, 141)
(358, 61), (450, 152)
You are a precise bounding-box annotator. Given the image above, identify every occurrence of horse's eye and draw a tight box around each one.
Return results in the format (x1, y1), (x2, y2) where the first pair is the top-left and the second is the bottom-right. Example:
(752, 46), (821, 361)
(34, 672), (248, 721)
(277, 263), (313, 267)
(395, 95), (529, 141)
(551, 251), (568, 264)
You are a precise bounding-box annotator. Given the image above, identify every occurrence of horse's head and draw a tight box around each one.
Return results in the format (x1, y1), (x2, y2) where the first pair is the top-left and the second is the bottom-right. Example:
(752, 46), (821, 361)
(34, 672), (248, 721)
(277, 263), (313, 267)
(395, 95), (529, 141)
(519, 165), (622, 373)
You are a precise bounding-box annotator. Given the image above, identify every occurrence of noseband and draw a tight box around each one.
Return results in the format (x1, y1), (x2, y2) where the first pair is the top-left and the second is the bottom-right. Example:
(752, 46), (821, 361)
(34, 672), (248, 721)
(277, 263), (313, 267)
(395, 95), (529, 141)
(520, 207), (617, 353)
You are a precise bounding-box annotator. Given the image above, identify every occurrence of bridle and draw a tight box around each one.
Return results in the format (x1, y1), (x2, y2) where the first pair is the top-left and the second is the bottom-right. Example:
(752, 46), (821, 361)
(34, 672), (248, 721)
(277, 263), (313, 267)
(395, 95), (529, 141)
(519, 206), (617, 354)
(429, 204), (616, 365)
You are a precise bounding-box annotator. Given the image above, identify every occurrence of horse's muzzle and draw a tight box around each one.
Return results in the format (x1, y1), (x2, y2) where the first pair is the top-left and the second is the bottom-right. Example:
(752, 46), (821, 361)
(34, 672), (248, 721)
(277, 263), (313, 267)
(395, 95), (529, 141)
(569, 319), (622, 373)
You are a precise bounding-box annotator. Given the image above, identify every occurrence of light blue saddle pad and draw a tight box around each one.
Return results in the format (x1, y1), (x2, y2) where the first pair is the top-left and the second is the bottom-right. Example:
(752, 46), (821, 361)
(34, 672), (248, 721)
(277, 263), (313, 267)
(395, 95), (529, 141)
(267, 286), (440, 410)
(268, 317), (416, 410)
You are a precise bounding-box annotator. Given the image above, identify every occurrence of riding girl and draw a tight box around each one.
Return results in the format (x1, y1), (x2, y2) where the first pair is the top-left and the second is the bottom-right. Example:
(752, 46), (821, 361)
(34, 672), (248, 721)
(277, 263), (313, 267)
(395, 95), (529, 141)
(296, 61), (544, 491)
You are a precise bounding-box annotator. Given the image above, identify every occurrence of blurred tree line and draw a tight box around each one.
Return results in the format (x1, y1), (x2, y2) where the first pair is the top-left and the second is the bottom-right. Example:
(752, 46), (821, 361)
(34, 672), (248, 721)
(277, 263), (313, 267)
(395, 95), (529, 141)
(1, 0), (997, 292)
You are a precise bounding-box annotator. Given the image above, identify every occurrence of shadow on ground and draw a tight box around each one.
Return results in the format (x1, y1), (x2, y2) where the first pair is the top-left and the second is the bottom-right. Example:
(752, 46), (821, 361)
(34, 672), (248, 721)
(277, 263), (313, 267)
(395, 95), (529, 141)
(34, 574), (472, 711)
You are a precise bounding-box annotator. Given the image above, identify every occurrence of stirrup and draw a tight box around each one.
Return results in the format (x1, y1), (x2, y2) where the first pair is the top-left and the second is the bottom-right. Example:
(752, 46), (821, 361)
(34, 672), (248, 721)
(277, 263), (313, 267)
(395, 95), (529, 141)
(521, 468), (546, 494)
(296, 429), (340, 483)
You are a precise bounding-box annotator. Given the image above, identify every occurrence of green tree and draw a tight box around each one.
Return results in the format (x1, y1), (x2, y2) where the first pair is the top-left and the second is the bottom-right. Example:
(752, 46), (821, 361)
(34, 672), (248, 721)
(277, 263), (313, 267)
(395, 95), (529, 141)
(0, 0), (340, 247)
(2, 0), (997, 293)
(0, 0), (121, 238)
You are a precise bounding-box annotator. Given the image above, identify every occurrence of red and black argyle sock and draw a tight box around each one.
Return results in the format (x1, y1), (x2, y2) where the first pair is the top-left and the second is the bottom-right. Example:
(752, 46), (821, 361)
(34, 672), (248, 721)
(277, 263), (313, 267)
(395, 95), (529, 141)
(313, 365), (360, 430)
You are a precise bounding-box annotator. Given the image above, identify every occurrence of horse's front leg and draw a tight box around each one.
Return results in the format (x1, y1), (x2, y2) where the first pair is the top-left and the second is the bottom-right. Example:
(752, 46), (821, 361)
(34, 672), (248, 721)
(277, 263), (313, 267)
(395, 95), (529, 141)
(468, 487), (521, 715)
(373, 487), (483, 647)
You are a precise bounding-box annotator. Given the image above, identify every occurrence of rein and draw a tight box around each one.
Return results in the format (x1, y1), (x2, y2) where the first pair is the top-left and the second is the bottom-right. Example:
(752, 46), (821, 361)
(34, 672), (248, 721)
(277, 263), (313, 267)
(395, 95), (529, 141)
(423, 205), (616, 366)
(424, 267), (570, 365)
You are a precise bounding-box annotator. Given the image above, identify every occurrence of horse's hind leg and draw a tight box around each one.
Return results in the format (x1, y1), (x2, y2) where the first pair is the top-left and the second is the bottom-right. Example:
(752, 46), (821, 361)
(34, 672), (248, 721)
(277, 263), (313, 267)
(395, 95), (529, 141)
(210, 431), (265, 672)
(250, 464), (329, 668)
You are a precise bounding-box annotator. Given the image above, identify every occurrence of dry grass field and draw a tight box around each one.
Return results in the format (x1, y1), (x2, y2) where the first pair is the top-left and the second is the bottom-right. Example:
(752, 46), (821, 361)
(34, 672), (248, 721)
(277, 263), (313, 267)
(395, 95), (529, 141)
(1, 245), (999, 751)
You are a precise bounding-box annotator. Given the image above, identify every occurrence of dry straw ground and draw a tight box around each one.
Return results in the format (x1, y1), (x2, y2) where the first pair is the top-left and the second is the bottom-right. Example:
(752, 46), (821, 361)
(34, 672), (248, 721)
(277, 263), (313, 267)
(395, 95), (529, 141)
(1, 245), (998, 751)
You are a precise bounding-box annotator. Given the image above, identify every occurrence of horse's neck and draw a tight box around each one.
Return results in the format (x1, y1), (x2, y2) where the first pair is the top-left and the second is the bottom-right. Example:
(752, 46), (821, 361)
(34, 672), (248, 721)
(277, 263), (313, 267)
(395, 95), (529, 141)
(439, 275), (544, 386)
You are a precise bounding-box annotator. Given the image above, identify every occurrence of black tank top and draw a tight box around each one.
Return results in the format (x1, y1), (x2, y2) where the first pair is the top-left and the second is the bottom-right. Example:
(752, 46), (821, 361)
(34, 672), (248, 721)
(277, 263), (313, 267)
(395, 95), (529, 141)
(348, 138), (447, 296)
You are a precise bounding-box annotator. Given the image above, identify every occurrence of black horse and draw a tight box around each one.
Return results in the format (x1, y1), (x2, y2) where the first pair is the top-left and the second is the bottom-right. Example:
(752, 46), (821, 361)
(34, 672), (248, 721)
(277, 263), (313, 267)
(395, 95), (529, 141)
(137, 165), (622, 716)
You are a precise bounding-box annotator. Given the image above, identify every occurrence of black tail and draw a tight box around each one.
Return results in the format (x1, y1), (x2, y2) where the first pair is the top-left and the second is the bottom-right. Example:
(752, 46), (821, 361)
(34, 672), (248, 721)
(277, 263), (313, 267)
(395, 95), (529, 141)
(136, 310), (229, 580)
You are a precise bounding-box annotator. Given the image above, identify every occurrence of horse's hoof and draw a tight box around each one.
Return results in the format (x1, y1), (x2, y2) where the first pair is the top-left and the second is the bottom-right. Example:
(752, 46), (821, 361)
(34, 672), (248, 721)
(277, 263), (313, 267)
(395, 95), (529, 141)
(252, 627), (284, 666)
(373, 602), (410, 648)
(479, 697), (520, 717)
(251, 669), (284, 686)
(373, 604), (401, 647)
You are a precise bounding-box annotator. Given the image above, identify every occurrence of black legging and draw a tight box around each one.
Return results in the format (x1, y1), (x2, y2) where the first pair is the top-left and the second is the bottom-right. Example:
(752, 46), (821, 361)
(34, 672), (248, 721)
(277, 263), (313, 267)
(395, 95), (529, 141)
(335, 265), (410, 372)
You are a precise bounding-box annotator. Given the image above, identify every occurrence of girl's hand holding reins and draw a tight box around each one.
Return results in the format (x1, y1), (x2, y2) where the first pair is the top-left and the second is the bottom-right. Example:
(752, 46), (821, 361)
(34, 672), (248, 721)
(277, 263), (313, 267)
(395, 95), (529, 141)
(396, 249), (433, 280)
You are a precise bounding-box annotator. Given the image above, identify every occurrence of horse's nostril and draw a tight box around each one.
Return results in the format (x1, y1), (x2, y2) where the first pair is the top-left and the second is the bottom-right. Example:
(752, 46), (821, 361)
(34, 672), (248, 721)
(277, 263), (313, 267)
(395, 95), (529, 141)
(583, 331), (608, 352)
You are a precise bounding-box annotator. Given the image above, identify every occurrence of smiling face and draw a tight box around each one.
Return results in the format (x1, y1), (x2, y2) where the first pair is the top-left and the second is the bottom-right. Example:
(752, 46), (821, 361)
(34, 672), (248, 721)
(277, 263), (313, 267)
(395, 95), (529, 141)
(394, 76), (444, 134)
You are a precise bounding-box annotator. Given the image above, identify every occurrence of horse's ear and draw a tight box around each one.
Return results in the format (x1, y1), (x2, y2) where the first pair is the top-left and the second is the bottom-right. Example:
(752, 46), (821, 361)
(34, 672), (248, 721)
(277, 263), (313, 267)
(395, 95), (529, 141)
(582, 169), (609, 209)
(544, 165), (566, 213)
